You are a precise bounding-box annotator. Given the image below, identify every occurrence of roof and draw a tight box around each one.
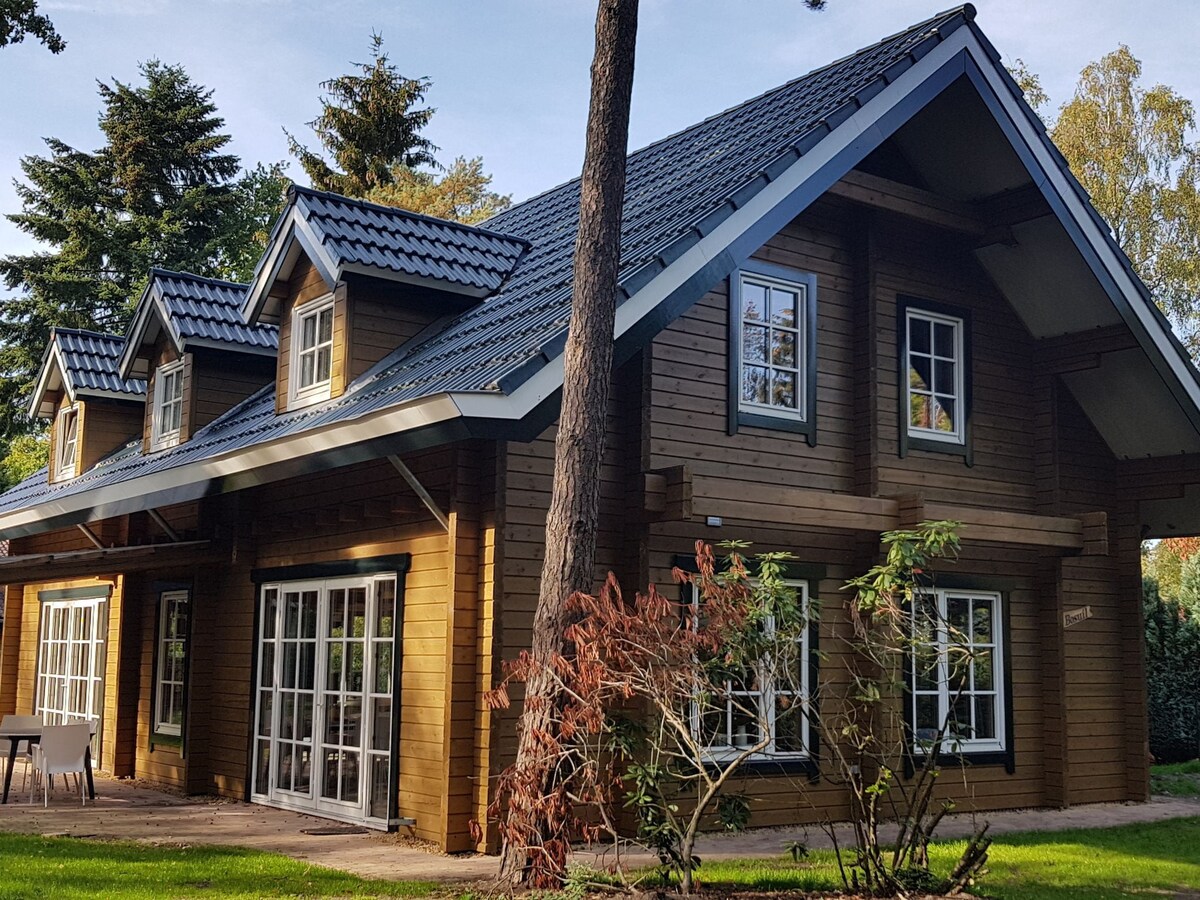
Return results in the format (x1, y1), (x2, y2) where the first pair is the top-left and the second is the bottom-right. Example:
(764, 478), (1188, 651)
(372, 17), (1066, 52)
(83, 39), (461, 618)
(3, 4), (1200, 536)
(28, 328), (146, 418)
(117, 269), (277, 378)
(242, 185), (532, 321)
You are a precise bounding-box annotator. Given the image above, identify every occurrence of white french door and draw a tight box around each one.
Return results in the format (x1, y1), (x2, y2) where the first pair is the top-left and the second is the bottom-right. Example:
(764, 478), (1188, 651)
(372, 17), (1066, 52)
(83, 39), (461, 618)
(36, 597), (107, 765)
(251, 576), (397, 826)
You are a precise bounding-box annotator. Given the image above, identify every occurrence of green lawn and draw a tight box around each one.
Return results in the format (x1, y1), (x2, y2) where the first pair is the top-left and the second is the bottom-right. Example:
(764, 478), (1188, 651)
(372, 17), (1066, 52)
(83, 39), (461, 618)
(0, 833), (440, 899)
(661, 817), (1200, 899)
(1150, 759), (1200, 796)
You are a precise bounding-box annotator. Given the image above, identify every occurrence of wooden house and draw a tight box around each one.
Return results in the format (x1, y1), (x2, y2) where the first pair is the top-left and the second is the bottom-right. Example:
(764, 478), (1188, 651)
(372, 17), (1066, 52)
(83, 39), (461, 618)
(1, 5), (1199, 851)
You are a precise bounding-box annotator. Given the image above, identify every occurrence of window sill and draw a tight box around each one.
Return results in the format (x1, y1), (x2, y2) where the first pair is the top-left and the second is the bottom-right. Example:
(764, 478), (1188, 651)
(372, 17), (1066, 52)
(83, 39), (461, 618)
(904, 433), (971, 462)
(702, 756), (819, 780)
(287, 387), (333, 412)
(150, 731), (182, 750)
(909, 748), (1012, 775)
(733, 409), (817, 446)
(150, 434), (182, 453)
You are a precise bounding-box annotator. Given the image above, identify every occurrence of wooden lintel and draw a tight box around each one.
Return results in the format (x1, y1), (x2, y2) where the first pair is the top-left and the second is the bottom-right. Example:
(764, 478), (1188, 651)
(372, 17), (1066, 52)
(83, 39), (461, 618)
(1034, 324), (1140, 376)
(644, 465), (692, 522)
(974, 183), (1052, 228)
(691, 475), (1090, 551)
(827, 170), (990, 237)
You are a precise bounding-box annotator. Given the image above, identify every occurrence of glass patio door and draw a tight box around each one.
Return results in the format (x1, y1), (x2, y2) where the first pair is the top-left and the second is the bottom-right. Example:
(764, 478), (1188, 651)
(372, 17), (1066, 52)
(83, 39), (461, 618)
(36, 597), (107, 764)
(252, 576), (397, 826)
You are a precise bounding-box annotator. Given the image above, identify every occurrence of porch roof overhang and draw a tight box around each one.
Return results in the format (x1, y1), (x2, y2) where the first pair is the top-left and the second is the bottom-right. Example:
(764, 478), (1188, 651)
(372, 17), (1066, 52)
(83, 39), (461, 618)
(0, 539), (224, 583)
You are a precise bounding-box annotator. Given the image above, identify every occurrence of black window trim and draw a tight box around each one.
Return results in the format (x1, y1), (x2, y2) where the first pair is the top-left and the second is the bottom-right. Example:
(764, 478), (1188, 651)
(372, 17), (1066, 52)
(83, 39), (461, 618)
(727, 260), (819, 446)
(897, 295), (974, 465)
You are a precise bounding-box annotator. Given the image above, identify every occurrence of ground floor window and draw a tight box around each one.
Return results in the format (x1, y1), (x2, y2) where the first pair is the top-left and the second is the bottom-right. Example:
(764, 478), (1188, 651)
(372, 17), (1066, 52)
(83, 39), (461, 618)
(252, 575), (398, 826)
(154, 590), (189, 736)
(36, 596), (107, 738)
(910, 588), (1005, 754)
(689, 579), (814, 761)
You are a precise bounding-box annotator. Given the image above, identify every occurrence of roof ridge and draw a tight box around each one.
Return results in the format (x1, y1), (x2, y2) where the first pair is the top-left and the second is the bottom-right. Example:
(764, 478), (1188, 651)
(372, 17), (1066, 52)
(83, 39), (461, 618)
(484, 5), (974, 224)
(287, 184), (532, 248)
(51, 326), (125, 342)
(148, 267), (249, 291)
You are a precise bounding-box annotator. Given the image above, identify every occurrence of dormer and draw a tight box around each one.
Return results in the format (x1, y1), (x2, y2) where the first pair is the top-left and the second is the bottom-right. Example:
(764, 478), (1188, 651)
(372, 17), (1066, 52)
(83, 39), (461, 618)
(28, 329), (146, 483)
(241, 186), (528, 414)
(119, 270), (278, 452)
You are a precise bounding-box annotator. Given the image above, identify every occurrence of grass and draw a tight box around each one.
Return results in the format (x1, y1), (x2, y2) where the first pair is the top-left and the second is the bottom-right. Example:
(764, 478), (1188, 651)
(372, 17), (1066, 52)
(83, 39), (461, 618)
(647, 817), (1200, 899)
(0, 833), (441, 899)
(1151, 758), (1200, 796)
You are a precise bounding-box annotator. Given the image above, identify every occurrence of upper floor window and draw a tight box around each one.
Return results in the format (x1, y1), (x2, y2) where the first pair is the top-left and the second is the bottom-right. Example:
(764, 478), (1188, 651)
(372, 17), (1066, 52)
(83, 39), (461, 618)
(688, 579), (813, 761)
(905, 307), (965, 444)
(56, 405), (79, 479)
(910, 588), (1005, 755)
(152, 360), (185, 450)
(291, 295), (334, 407)
(155, 590), (189, 737)
(729, 265), (817, 442)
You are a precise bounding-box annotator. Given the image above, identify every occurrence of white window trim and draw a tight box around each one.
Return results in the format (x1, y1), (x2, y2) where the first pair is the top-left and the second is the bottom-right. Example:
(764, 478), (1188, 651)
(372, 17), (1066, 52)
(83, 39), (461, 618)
(905, 307), (966, 444)
(688, 579), (813, 762)
(910, 588), (1005, 755)
(736, 272), (809, 423)
(151, 359), (186, 451)
(56, 404), (79, 480)
(154, 590), (189, 737)
(288, 294), (336, 410)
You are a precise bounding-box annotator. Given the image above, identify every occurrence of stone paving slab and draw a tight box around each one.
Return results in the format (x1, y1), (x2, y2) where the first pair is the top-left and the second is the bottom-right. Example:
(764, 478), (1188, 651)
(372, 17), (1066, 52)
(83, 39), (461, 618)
(2, 775), (1199, 883)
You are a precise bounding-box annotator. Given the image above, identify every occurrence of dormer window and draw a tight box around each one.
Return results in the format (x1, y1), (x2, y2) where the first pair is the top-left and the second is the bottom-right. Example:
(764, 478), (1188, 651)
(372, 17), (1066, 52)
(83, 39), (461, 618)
(56, 405), (79, 480)
(291, 295), (335, 407)
(152, 361), (185, 450)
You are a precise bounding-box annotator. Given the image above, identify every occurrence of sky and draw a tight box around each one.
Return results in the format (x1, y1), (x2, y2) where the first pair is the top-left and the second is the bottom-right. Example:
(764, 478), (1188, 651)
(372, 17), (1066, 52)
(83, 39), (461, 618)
(0, 0), (1196, 261)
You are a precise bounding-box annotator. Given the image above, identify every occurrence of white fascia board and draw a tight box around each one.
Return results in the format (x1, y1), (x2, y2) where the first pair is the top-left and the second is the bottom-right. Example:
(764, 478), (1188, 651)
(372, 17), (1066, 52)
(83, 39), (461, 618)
(0, 392), (465, 534)
(455, 26), (974, 424)
(27, 343), (68, 419)
(963, 38), (1200, 421)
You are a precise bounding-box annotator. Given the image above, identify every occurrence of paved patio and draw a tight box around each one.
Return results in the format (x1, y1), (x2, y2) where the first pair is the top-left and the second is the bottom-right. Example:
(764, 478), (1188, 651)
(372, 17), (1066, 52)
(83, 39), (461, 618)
(1, 774), (1199, 882)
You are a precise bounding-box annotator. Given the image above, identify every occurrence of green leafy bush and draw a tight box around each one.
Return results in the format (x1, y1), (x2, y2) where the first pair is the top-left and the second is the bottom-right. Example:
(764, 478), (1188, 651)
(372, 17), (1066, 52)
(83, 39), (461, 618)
(1145, 577), (1200, 763)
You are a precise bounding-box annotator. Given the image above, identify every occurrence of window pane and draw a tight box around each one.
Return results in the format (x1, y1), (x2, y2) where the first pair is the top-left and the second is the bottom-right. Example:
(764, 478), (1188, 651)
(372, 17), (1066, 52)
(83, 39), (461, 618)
(301, 314), (317, 349)
(318, 308), (334, 342)
(974, 696), (996, 739)
(769, 287), (798, 327)
(742, 282), (766, 321)
(300, 353), (315, 388)
(772, 370), (797, 409)
(316, 346), (332, 382)
(934, 321), (956, 357)
(910, 318), (931, 354)
(934, 397), (956, 432)
(973, 601), (993, 642)
(947, 597), (969, 634)
(974, 649), (994, 691)
(771, 330), (796, 368)
(742, 325), (768, 363)
(914, 694), (939, 736)
(774, 695), (805, 752)
(934, 359), (956, 394)
(910, 393), (932, 429)
(742, 366), (768, 404)
(909, 356), (932, 391)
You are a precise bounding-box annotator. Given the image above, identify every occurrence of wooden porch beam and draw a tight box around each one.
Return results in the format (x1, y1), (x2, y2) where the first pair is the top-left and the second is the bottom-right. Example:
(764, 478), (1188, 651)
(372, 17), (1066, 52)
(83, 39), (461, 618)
(826, 170), (990, 237)
(684, 475), (1101, 552)
(388, 455), (450, 532)
(1034, 324), (1140, 375)
(643, 465), (693, 522)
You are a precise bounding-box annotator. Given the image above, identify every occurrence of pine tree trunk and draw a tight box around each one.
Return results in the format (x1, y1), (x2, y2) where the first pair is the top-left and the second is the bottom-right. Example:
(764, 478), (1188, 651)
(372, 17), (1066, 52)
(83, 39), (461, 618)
(498, 0), (639, 884)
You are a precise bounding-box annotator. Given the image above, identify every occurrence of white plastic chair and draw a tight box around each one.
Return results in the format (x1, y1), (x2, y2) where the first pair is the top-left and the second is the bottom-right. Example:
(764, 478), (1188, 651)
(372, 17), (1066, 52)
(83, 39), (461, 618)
(30, 723), (91, 807)
(0, 714), (41, 794)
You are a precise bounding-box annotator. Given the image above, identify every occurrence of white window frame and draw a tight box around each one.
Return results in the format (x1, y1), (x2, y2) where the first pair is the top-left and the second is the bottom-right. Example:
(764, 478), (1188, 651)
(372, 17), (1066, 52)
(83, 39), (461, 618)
(56, 404), (79, 479)
(688, 579), (813, 762)
(905, 307), (966, 444)
(154, 590), (189, 737)
(151, 360), (185, 451)
(736, 271), (809, 422)
(289, 294), (336, 409)
(910, 588), (1005, 755)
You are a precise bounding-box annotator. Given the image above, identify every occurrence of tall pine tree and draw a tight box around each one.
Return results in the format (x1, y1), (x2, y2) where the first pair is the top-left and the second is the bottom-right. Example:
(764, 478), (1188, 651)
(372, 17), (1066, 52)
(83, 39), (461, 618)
(0, 60), (286, 441)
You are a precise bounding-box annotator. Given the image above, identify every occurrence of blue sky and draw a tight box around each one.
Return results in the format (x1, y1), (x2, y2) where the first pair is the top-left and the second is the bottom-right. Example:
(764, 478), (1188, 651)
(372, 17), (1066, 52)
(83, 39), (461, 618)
(0, 0), (1195, 260)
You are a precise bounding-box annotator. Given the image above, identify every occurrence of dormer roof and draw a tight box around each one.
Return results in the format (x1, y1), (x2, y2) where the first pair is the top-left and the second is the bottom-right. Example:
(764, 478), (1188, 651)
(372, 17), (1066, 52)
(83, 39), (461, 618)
(242, 185), (531, 324)
(119, 269), (278, 379)
(28, 328), (146, 419)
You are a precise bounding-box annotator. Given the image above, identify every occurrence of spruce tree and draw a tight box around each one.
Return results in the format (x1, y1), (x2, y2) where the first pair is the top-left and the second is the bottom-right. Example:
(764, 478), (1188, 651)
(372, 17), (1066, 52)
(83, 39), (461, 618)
(0, 60), (283, 441)
(287, 33), (438, 198)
